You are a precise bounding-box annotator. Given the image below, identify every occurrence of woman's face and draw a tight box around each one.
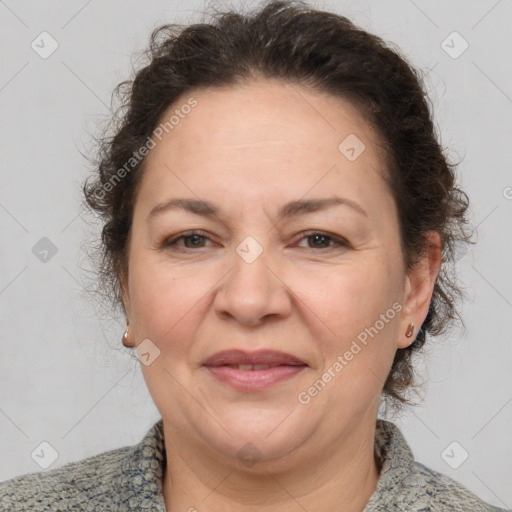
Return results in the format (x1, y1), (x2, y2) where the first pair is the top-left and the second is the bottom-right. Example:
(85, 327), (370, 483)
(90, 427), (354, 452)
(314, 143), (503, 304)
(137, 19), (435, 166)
(124, 79), (438, 467)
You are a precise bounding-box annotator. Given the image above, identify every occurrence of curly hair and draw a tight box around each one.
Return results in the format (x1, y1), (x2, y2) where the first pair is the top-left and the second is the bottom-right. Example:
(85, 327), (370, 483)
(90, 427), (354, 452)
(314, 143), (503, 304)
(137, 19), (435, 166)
(83, 0), (473, 406)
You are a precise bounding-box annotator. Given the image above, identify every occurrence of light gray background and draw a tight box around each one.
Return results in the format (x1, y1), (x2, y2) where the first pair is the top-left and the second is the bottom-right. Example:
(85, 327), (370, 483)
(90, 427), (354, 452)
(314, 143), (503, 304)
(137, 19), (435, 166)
(1, 0), (511, 508)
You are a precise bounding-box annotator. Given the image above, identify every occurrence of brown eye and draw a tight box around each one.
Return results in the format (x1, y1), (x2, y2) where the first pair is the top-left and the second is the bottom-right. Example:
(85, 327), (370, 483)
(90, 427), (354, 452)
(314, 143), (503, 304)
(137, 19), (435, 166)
(296, 231), (348, 250)
(182, 234), (207, 248)
(162, 231), (212, 249)
(307, 234), (332, 248)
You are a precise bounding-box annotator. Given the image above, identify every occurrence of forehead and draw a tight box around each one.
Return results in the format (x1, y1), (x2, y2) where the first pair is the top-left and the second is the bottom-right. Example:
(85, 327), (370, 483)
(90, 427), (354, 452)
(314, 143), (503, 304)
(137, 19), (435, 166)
(136, 79), (393, 221)
(153, 79), (381, 158)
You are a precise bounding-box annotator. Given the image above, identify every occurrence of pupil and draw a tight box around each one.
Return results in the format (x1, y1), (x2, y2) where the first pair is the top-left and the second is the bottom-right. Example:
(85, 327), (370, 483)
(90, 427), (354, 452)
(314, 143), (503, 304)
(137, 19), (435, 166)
(312, 235), (327, 247)
(188, 235), (202, 247)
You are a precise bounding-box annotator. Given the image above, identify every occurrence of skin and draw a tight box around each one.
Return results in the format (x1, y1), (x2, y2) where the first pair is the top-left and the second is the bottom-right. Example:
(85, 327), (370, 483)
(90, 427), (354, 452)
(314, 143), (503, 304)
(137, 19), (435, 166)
(122, 79), (441, 512)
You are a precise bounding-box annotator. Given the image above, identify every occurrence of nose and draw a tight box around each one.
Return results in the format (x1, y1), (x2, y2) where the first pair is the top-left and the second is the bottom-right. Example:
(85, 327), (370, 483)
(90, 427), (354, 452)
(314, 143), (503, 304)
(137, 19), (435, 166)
(213, 240), (293, 327)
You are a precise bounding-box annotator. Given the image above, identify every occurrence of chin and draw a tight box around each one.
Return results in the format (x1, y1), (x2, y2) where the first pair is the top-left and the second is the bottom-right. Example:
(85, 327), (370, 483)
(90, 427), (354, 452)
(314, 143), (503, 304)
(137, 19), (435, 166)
(200, 406), (314, 466)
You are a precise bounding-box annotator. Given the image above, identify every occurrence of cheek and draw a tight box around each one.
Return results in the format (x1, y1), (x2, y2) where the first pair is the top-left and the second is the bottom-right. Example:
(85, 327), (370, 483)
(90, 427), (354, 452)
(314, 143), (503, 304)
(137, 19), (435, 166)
(127, 251), (204, 345)
(291, 259), (401, 422)
(308, 260), (401, 387)
(310, 266), (400, 392)
(306, 258), (399, 343)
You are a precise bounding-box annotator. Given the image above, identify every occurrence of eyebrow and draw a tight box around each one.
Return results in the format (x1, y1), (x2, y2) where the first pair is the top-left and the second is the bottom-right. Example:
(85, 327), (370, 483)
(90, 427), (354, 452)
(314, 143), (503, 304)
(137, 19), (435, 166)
(147, 196), (368, 221)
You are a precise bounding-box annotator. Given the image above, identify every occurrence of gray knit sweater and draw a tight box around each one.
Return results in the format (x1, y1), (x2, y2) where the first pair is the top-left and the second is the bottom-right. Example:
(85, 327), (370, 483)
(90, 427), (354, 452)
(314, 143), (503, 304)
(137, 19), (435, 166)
(0, 419), (508, 511)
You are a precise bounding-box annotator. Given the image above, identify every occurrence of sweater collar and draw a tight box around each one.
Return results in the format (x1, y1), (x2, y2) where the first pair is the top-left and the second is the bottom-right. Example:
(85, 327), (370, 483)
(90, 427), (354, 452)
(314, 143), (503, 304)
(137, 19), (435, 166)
(114, 419), (167, 510)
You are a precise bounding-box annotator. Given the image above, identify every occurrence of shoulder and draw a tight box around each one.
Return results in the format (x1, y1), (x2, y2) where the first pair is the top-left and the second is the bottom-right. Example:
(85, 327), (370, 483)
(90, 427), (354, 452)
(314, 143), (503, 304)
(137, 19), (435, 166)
(404, 460), (509, 512)
(369, 420), (510, 512)
(0, 444), (131, 511)
(0, 420), (166, 512)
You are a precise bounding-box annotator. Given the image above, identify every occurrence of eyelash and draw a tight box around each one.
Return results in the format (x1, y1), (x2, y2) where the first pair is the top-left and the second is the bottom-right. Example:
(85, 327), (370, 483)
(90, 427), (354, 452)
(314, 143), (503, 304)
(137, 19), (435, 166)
(161, 230), (348, 251)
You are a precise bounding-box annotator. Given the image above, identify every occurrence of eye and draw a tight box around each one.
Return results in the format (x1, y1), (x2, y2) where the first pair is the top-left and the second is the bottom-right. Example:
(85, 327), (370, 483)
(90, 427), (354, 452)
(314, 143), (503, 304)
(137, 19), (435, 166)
(295, 231), (348, 250)
(162, 231), (213, 249)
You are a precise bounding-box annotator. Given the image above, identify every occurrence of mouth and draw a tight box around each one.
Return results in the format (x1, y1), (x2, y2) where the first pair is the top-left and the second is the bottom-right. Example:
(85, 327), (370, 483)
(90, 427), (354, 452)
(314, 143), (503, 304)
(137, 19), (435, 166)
(221, 363), (294, 370)
(202, 349), (308, 391)
(203, 349), (307, 367)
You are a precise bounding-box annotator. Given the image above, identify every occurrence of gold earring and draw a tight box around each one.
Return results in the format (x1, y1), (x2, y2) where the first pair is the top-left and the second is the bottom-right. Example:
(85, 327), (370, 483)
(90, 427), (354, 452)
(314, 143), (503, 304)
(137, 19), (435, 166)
(405, 322), (415, 338)
(122, 326), (134, 348)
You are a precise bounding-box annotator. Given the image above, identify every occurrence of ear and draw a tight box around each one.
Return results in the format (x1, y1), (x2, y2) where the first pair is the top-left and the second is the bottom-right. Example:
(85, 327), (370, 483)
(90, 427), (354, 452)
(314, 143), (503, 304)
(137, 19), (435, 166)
(398, 231), (442, 349)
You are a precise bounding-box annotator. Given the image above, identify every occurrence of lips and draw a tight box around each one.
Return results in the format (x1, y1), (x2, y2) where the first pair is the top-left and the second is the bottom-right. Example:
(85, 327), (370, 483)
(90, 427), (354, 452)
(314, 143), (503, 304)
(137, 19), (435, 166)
(202, 349), (307, 391)
(202, 349), (307, 368)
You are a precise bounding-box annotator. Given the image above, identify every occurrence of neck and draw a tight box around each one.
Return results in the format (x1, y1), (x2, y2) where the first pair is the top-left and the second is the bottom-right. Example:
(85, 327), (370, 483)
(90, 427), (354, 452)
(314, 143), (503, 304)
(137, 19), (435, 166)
(162, 420), (381, 512)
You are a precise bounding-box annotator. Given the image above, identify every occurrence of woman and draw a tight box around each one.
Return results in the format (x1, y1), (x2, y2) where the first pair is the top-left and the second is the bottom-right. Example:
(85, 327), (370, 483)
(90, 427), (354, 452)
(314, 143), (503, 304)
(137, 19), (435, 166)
(0, 1), (507, 510)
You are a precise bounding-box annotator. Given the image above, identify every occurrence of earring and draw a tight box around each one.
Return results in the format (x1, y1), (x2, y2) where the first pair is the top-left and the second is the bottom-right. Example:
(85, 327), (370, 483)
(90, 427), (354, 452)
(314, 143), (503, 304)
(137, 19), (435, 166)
(122, 325), (134, 348)
(405, 322), (415, 338)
